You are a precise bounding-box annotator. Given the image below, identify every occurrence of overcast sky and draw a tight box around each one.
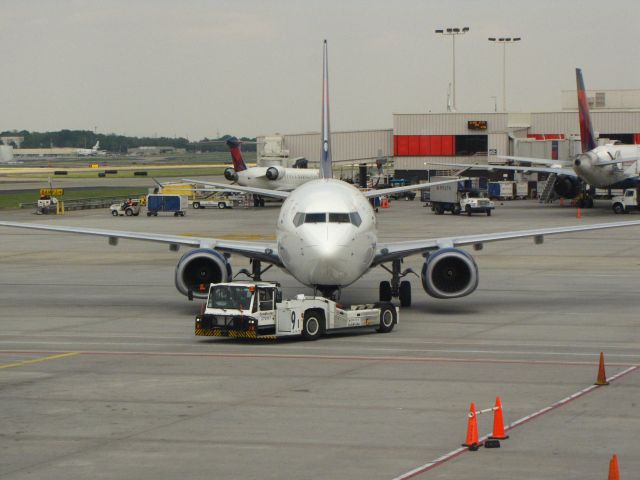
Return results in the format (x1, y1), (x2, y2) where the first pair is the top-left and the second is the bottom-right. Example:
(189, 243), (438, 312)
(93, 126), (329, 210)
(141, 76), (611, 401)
(1, 0), (638, 140)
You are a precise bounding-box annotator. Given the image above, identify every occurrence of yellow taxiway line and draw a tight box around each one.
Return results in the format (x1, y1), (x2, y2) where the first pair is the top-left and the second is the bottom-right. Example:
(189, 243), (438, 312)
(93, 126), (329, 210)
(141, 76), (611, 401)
(0, 351), (80, 370)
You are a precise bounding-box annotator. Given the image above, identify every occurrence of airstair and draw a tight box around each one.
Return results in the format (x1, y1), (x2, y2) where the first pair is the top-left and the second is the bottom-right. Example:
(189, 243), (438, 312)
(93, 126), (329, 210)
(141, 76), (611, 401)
(539, 173), (558, 203)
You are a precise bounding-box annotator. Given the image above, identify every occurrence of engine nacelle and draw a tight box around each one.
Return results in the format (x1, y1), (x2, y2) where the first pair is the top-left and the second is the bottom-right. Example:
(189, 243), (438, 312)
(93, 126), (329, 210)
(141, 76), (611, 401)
(266, 166), (282, 181)
(174, 249), (232, 299)
(553, 175), (581, 198)
(224, 167), (238, 182)
(421, 248), (479, 299)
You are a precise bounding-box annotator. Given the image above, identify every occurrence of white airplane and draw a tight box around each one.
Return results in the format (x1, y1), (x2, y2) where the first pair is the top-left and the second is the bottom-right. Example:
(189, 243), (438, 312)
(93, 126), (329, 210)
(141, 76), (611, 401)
(222, 136), (319, 193)
(77, 141), (106, 156)
(439, 68), (640, 207)
(2, 44), (640, 308)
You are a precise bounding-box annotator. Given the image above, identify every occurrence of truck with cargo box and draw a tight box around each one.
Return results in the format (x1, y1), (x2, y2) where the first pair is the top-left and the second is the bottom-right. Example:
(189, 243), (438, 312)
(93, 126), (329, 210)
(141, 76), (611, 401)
(195, 281), (398, 340)
(146, 194), (188, 216)
(429, 176), (494, 216)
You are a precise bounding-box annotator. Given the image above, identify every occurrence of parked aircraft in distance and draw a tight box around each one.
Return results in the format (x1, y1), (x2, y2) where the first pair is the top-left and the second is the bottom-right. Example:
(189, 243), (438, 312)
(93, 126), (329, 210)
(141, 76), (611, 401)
(222, 136), (319, 195)
(77, 141), (106, 156)
(440, 68), (640, 208)
(2, 46), (640, 308)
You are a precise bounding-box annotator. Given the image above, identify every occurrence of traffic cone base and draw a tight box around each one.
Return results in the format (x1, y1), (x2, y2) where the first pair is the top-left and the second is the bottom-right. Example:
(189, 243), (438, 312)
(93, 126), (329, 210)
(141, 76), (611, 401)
(595, 351), (610, 386)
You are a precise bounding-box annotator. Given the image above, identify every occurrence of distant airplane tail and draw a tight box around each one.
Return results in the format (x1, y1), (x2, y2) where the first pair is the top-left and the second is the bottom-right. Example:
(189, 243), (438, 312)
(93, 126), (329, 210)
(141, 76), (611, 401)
(226, 137), (248, 172)
(320, 40), (333, 179)
(576, 68), (597, 152)
(93, 141), (100, 150)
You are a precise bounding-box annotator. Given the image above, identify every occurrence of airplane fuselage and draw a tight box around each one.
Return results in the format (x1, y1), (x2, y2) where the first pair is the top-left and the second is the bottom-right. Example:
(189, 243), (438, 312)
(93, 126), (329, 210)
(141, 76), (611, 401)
(276, 179), (377, 291)
(574, 146), (640, 188)
(237, 167), (319, 191)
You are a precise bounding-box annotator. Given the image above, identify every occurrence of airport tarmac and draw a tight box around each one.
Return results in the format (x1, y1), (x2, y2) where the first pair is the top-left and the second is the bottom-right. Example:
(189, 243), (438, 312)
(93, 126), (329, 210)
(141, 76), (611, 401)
(1, 198), (639, 479)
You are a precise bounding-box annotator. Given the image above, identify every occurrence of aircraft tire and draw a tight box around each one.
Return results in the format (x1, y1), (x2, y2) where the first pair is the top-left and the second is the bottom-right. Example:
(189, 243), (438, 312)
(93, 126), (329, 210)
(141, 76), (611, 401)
(379, 281), (392, 302)
(376, 303), (396, 333)
(399, 281), (411, 307)
(302, 310), (323, 340)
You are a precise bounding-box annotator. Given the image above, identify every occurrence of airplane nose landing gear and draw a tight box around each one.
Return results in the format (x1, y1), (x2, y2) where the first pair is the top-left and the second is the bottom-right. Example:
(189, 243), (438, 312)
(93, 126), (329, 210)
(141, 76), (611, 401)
(379, 259), (416, 307)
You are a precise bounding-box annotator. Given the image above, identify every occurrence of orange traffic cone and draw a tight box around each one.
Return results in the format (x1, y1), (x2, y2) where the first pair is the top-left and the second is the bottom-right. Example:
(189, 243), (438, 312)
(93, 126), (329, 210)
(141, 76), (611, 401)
(595, 351), (609, 386)
(381, 197), (390, 209)
(490, 396), (509, 440)
(576, 207), (581, 219)
(462, 402), (479, 450)
(608, 454), (620, 480)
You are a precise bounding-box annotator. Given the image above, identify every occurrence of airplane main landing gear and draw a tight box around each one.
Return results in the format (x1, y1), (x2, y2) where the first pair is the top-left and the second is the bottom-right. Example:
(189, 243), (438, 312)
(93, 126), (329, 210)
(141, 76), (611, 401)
(379, 259), (415, 307)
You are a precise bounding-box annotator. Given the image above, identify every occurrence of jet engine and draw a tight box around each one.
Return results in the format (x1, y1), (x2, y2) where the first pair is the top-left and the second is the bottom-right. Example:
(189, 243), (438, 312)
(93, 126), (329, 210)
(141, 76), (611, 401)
(421, 248), (478, 299)
(174, 249), (232, 298)
(266, 166), (282, 180)
(224, 167), (238, 182)
(553, 175), (581, 198)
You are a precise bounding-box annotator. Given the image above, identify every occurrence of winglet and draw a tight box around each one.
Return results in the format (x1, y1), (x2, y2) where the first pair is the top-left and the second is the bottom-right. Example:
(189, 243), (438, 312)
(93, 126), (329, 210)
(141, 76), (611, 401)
(226, 136), (248, 172)
(320, 40), (332, 179)
(576, 68), (597, 152)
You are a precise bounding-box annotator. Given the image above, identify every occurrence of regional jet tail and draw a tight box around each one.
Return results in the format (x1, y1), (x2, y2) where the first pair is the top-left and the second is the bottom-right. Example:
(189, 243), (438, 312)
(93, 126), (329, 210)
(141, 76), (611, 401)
(435, 68), (640, 206)
(4, 45), (640, 309)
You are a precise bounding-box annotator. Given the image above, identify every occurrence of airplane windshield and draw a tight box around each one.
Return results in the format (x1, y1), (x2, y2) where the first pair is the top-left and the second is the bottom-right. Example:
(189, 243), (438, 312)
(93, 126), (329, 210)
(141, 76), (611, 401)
(208, 285), (253, 310)
(328, 213), (350, 223)
(295, 211), (361, 227)
(304, 213), (327, 223)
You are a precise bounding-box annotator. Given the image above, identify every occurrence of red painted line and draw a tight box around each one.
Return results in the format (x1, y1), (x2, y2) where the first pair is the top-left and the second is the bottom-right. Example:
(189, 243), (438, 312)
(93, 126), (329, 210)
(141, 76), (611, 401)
(0, 349), (638, 368)
(392, 365), (639, 480)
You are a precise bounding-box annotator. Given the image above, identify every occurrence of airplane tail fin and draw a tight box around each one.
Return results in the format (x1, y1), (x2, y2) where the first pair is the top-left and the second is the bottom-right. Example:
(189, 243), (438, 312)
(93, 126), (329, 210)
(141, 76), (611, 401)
(320, 40), (333, 179)
(93, 141), (100, 150)
(226, 137), (248, 172)
(576, 68), (597, 152)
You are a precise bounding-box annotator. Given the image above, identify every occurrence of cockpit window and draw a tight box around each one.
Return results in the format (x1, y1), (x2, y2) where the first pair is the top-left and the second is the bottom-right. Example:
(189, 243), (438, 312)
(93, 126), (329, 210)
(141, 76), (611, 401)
(295, 211), (362, 227)
(293, 212), (305, 227)
(304, 213), (326, 223)
(329, 212), (350, 223)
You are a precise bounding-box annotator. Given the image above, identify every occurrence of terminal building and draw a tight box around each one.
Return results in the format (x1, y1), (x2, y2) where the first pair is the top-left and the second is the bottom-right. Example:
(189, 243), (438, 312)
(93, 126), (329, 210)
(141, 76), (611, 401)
(258, 89), (640, 182)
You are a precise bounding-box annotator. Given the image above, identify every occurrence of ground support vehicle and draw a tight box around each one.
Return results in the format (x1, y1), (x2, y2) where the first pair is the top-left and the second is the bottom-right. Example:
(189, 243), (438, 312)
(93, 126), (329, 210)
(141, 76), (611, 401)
(110, 199), (141, 217)
(146, 194), (187, 217)
(192, 192), (244, 209)
(488, 181), (516, 200)
(429, 177), (494, 216)
(36, 196), (59, 215)
(612, 188), (640, 214)
(195, 282), (398, 340)
(386, 179), (416, 201)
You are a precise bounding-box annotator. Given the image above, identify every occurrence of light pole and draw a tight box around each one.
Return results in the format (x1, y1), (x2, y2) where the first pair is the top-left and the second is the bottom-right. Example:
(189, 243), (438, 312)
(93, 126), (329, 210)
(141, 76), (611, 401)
(435, 27), (470, 112)
(488, 36), (521, 112)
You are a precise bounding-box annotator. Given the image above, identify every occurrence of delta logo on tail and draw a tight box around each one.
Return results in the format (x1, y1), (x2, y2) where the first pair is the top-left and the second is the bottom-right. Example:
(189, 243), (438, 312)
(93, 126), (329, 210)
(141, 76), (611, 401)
(576, 68), (597, 153)
(226, 136), (248, 172)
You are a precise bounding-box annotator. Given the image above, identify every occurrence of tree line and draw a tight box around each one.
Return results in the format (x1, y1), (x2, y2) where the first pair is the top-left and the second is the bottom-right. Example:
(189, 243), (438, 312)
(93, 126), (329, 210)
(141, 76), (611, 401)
(0, 130), (257, 153)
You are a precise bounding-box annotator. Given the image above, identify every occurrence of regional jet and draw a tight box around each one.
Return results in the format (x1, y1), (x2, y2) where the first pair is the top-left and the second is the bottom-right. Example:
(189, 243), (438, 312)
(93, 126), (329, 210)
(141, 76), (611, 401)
(221, 136), (319, 194)
(2, 45), (640, 308)
(438, 69), (640, 207)
(77, 141), (106, 156)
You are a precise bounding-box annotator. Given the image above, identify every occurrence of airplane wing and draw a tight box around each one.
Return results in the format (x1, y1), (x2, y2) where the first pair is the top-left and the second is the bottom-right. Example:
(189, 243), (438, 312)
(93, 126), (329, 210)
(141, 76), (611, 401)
(497, 155), (572, 166)
(181, 179), (290, 199)
(0, 221), (282, 266)
(372, 220), (640, 265)
(362, 178), (466, 199)
(430, 162), (577, 176)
